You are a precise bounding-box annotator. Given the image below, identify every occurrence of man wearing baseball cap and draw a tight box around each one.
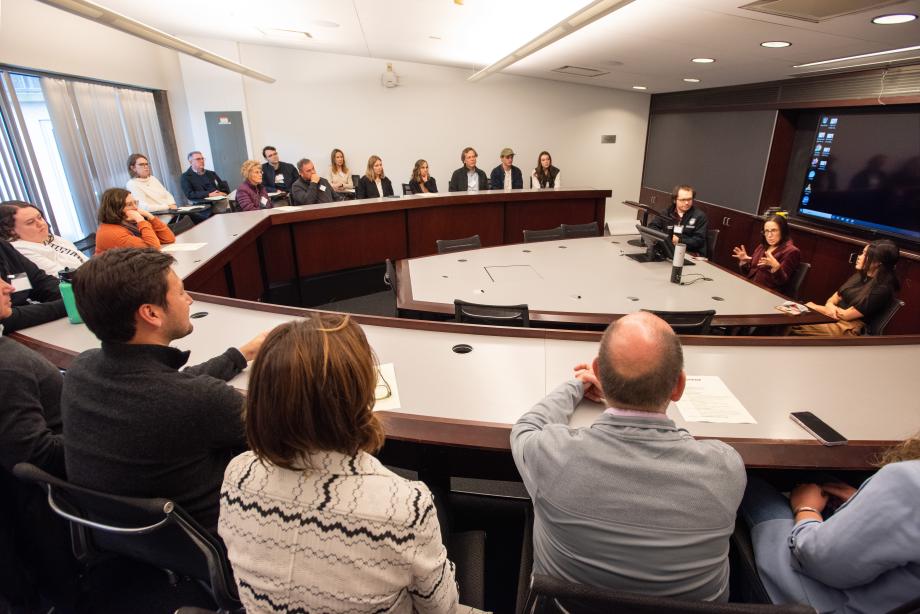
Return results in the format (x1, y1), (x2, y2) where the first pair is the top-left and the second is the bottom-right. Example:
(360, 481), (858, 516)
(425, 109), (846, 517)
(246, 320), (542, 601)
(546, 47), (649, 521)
(490, 147), (523, 190)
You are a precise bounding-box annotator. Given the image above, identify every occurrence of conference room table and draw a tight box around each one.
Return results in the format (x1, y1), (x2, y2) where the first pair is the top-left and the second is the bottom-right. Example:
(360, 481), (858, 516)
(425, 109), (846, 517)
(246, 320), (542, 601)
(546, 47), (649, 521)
(10, 189), (919, 479)
(395, 235), (830, 328)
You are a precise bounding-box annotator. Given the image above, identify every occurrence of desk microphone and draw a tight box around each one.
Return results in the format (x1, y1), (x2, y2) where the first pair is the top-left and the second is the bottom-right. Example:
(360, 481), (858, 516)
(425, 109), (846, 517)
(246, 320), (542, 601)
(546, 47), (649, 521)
(671, 243), (686, 284)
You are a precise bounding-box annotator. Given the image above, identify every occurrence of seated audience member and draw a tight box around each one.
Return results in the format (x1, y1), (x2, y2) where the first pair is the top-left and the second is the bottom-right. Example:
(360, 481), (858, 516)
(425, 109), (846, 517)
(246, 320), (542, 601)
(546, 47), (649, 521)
(489, 147), (523, 190)
(732, 214), (801, 292)
(95, 188), (175, 254)
(648, 184), (709, 257)
(181, 151), (229, 203)
(741, 436), (920, 612)
(0, 201), (87, 276)
(449, 147), (489, 192)
(62, 248), (266, 532)
(328, 148), (354, 194)
(291, 158), (338, 205)
(220, 314), (470, 613)
(125, 153), (179, 216)
(235, 160), (272, 212)
(260, 146), (297, 194)
(0, 240), (65, 332)
(791, 239), (900, 336)
(511, 311), (745, 601)
(532, 151), (561, 188)
(355, 155), (394, 199)
(408, 159), (438, 194)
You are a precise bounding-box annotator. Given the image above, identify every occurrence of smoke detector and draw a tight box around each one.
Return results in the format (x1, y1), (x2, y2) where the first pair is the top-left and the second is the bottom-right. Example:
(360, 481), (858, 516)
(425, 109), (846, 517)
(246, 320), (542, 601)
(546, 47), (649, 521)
(381, 63), (400, 88)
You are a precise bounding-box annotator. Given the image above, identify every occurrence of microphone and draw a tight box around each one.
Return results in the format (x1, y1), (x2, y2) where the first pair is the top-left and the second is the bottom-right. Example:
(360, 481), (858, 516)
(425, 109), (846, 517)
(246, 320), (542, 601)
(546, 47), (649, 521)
(671, 243), (686, 284)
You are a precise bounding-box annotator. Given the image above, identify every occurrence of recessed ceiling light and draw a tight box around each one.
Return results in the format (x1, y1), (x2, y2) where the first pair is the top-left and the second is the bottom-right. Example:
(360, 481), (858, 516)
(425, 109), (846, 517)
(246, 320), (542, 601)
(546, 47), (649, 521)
(691, 57), (715, 64)
(683, 78), (700, 83)
(872, 14), (917, 24)
(632, 85), (648, 90)
(761, 41), (791, 48)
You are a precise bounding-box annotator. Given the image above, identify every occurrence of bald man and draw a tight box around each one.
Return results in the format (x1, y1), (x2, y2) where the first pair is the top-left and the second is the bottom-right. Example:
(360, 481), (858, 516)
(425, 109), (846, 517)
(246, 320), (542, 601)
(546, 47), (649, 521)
(511, 312), (746, 602)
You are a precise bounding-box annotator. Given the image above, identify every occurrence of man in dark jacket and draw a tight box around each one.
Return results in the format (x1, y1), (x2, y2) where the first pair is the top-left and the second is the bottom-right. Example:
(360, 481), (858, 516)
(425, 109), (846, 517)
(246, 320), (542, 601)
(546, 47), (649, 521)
(261, 146), (297, 194)
(489, 147), (523, 190)
(291, 158), (339, 206)
(180, 150), (230, 203)
(448, 147), (489, 192)
(62, 248), (267, 533)
(0, 239), (65, 332)
(648, 184), (709, 257)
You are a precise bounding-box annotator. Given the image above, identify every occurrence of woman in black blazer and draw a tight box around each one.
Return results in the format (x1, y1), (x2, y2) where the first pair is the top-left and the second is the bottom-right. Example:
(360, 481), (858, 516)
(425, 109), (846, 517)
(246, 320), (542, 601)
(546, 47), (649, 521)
(408, 159), (438, 194)
(356, 155), (394, 199)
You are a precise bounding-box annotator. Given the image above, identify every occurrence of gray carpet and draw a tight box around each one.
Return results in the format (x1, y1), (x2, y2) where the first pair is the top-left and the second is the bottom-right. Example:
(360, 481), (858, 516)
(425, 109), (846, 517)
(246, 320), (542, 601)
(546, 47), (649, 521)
(315, 290), (394, 317)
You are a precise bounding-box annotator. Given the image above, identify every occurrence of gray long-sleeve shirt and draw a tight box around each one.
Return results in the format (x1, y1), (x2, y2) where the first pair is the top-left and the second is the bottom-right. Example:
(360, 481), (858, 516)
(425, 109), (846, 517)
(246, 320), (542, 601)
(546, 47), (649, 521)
(511, 379), (746, 601)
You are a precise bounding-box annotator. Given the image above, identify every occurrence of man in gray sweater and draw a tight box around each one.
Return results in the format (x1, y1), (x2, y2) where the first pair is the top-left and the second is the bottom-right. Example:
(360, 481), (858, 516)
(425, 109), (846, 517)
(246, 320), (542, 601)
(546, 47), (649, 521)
(511, 311), (746, 602)
(62, 248), (266, 533)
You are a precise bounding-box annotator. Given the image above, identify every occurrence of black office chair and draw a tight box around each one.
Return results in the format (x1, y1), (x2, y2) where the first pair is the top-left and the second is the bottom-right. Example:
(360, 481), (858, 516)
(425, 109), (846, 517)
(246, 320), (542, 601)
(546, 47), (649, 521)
(523, 226), (565, 243)
(351, 174), (361, 190)
(784, 262), (811, 301)
(384, 258), (399, 317)
(864, 298), (904, 336)
(168, 215), (195, 236)
(521, 573), (816, 614)
(642, 309), (716, 335)
(436, 235), (482, 254)
(561, 222), (600, 239)
(73, 233), (96, 257)
(454, 299), (530, 327)
(12, 463), (242, 613)
(706, 229), (720, 259)
(402, 183), (413, 196)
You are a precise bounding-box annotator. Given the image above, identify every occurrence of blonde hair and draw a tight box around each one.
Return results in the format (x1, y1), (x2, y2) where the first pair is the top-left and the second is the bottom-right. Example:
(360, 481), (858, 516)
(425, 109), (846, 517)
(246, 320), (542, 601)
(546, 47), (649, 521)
(330, 148), (349, 176)
(365, 155), (384, 181)
(876, 434), (920, 467)
(240, 159), (262, 182)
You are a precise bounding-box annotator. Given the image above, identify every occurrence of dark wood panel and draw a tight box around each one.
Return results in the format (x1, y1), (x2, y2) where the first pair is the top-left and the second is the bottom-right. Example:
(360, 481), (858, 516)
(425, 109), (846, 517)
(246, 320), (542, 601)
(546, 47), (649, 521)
(261, 224), (295, 284)
(229, 241), (263, 301)
(760, 110), (796, 213)
(406, 203), (504, 257)
(503, 198), (602, 243)
(188, 269), (230, 297)
(887, 260), (919, 335)
(293, 210), (407, 276)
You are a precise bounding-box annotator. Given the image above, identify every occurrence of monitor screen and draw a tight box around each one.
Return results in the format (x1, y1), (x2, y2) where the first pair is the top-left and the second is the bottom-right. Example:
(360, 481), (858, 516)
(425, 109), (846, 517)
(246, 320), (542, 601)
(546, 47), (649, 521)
(794, 109), (920, 244)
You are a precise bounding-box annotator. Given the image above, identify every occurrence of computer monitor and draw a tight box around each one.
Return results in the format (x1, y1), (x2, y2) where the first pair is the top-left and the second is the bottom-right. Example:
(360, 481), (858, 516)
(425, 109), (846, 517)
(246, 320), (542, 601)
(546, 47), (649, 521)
(627, 224), (673, 263)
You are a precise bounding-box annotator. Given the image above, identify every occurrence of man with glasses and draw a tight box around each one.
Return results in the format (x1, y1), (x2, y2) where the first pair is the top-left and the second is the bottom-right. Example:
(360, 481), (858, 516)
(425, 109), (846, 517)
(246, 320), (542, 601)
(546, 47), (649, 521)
(181, 151), (230, 204)
(649, 184), (709, 257)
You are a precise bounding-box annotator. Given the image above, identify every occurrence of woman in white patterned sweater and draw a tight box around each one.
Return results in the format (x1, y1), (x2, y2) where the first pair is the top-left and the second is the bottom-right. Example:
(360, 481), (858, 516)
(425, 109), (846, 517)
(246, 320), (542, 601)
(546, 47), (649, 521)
(1, 201), (87, 276)
(220, 314), (474, 613)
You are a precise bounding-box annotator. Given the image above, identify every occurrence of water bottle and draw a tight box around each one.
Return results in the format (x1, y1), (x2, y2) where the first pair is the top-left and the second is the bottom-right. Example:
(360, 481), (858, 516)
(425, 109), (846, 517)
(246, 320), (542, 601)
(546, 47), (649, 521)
(58, 268), (82, 324)
(670, 243), (687, 285)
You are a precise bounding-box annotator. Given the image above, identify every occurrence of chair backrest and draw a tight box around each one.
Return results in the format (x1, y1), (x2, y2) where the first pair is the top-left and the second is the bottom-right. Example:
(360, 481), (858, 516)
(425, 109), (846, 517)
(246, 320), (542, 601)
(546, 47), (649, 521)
(168, 215), (195, 236)
(706, 228), (720, 259)
(784, 261), (811, 300)
(11, 462), (241, 612)
(642, 309), (716, 335)
(562, 222), (600, 239)
(523, 226), (565, 243)
(402, 183), (413, 196)
(454, 299), (529, 327)
(352, 174), (361, 189)
(73, 233), (96, 257)
(384, 258), (397, 295)
(436, 235), (482, 254)
(522, 573), (816, 614)
(864, 298), (904, 336)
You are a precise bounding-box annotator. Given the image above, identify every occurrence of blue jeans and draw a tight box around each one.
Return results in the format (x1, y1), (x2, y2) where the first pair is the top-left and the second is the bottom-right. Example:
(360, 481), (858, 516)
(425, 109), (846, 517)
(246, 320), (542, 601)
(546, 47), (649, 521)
(740, 476), (793, 529)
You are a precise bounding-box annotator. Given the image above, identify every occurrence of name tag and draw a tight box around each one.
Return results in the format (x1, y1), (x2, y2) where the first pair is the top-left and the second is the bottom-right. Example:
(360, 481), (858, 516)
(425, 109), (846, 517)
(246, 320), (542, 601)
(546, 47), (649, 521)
(673, 224), (684, 235)
(9, 272), (32, 293)
(260, 196), (268, 207)
(319, 184), (326, 192)
(275, 174), (285, 183)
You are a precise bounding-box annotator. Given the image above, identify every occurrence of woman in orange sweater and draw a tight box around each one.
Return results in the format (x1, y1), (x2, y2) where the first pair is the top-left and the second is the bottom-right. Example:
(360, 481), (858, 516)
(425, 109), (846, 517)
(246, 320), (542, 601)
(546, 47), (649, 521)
(95, 188), (175, 254)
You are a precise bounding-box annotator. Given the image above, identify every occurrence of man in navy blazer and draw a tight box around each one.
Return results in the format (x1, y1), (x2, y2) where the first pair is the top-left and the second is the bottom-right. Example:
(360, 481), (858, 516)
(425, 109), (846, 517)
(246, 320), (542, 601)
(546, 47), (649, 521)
(489, 147), (523, 190)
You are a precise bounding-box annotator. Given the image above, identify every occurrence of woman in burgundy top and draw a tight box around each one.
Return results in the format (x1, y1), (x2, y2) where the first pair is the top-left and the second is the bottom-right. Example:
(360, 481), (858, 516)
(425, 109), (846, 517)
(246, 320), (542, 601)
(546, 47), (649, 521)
(732, 214), (801, 293)
(235, 160), (271, 212)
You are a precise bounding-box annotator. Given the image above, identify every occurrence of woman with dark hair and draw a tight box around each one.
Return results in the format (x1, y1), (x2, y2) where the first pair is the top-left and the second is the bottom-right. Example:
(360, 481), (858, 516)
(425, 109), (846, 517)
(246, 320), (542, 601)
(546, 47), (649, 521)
(94, 188), (175, 254)
(235, 160), (271, 212)
(355, 155), (394, 199)
(741, 435), (920, 612)
(125, 153), (178, 216)
(408, 159), (437, 194)
(731, 214), (801, 292)
(219, 314), (468, 613)
(791, 239), (900, 335)
(328, 148), (354, 193)
(0, 201), (87, 275)
(531, 151), (561, 188)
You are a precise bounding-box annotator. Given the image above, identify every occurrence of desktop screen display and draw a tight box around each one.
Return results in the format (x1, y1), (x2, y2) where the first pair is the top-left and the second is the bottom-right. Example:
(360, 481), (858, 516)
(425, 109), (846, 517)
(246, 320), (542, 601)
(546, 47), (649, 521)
(795, 109), (920, 244)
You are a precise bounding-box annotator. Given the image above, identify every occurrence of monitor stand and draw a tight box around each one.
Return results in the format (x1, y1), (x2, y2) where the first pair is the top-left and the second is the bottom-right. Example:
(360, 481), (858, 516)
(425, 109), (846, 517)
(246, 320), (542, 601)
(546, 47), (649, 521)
(625, 252), (695, 265)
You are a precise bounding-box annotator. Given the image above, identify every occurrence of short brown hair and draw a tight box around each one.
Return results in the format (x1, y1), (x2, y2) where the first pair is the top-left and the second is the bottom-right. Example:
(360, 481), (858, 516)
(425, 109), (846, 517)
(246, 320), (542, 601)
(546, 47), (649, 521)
(671, 184), (696, 205)
(74, 248), (175, 343)
(0, 200), (42, 241)
(98, 188), (131, 225)
(245, 314), (385, 470)
(127, 153), (148, 178)
(461, 146), (477, 162)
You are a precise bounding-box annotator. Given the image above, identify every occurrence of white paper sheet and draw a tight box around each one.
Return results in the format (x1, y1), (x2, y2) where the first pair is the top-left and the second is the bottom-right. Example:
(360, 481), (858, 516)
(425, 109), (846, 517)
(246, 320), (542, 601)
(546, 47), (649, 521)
(161, 243), (207, 252)
(675, 375), (756, 423)
(373, 363), (401, 412)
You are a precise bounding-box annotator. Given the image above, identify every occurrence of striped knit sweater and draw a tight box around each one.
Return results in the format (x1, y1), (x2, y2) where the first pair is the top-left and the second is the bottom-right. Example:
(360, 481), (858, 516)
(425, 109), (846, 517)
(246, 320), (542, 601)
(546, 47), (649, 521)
(219, 450), (470, 613)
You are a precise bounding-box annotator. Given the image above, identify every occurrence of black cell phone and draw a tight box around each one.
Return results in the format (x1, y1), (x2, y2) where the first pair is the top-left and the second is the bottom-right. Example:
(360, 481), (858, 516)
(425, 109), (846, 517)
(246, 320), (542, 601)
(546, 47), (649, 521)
(790, 411), (848, 446)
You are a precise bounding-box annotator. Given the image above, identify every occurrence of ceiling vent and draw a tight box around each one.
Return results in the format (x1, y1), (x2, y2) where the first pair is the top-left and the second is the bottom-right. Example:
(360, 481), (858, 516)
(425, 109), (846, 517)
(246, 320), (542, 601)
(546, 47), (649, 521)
(740, 0), (905, 23)
(552, 65), (609, 77)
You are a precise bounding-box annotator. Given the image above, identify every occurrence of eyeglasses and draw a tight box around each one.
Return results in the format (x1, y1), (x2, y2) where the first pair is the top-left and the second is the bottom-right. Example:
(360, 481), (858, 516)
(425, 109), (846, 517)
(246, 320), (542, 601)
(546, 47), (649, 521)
(135, 162), (150, 167)
(675, 197), (693, 202)
(375, 374), (392, 401)
(762, 228), (780, 235)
